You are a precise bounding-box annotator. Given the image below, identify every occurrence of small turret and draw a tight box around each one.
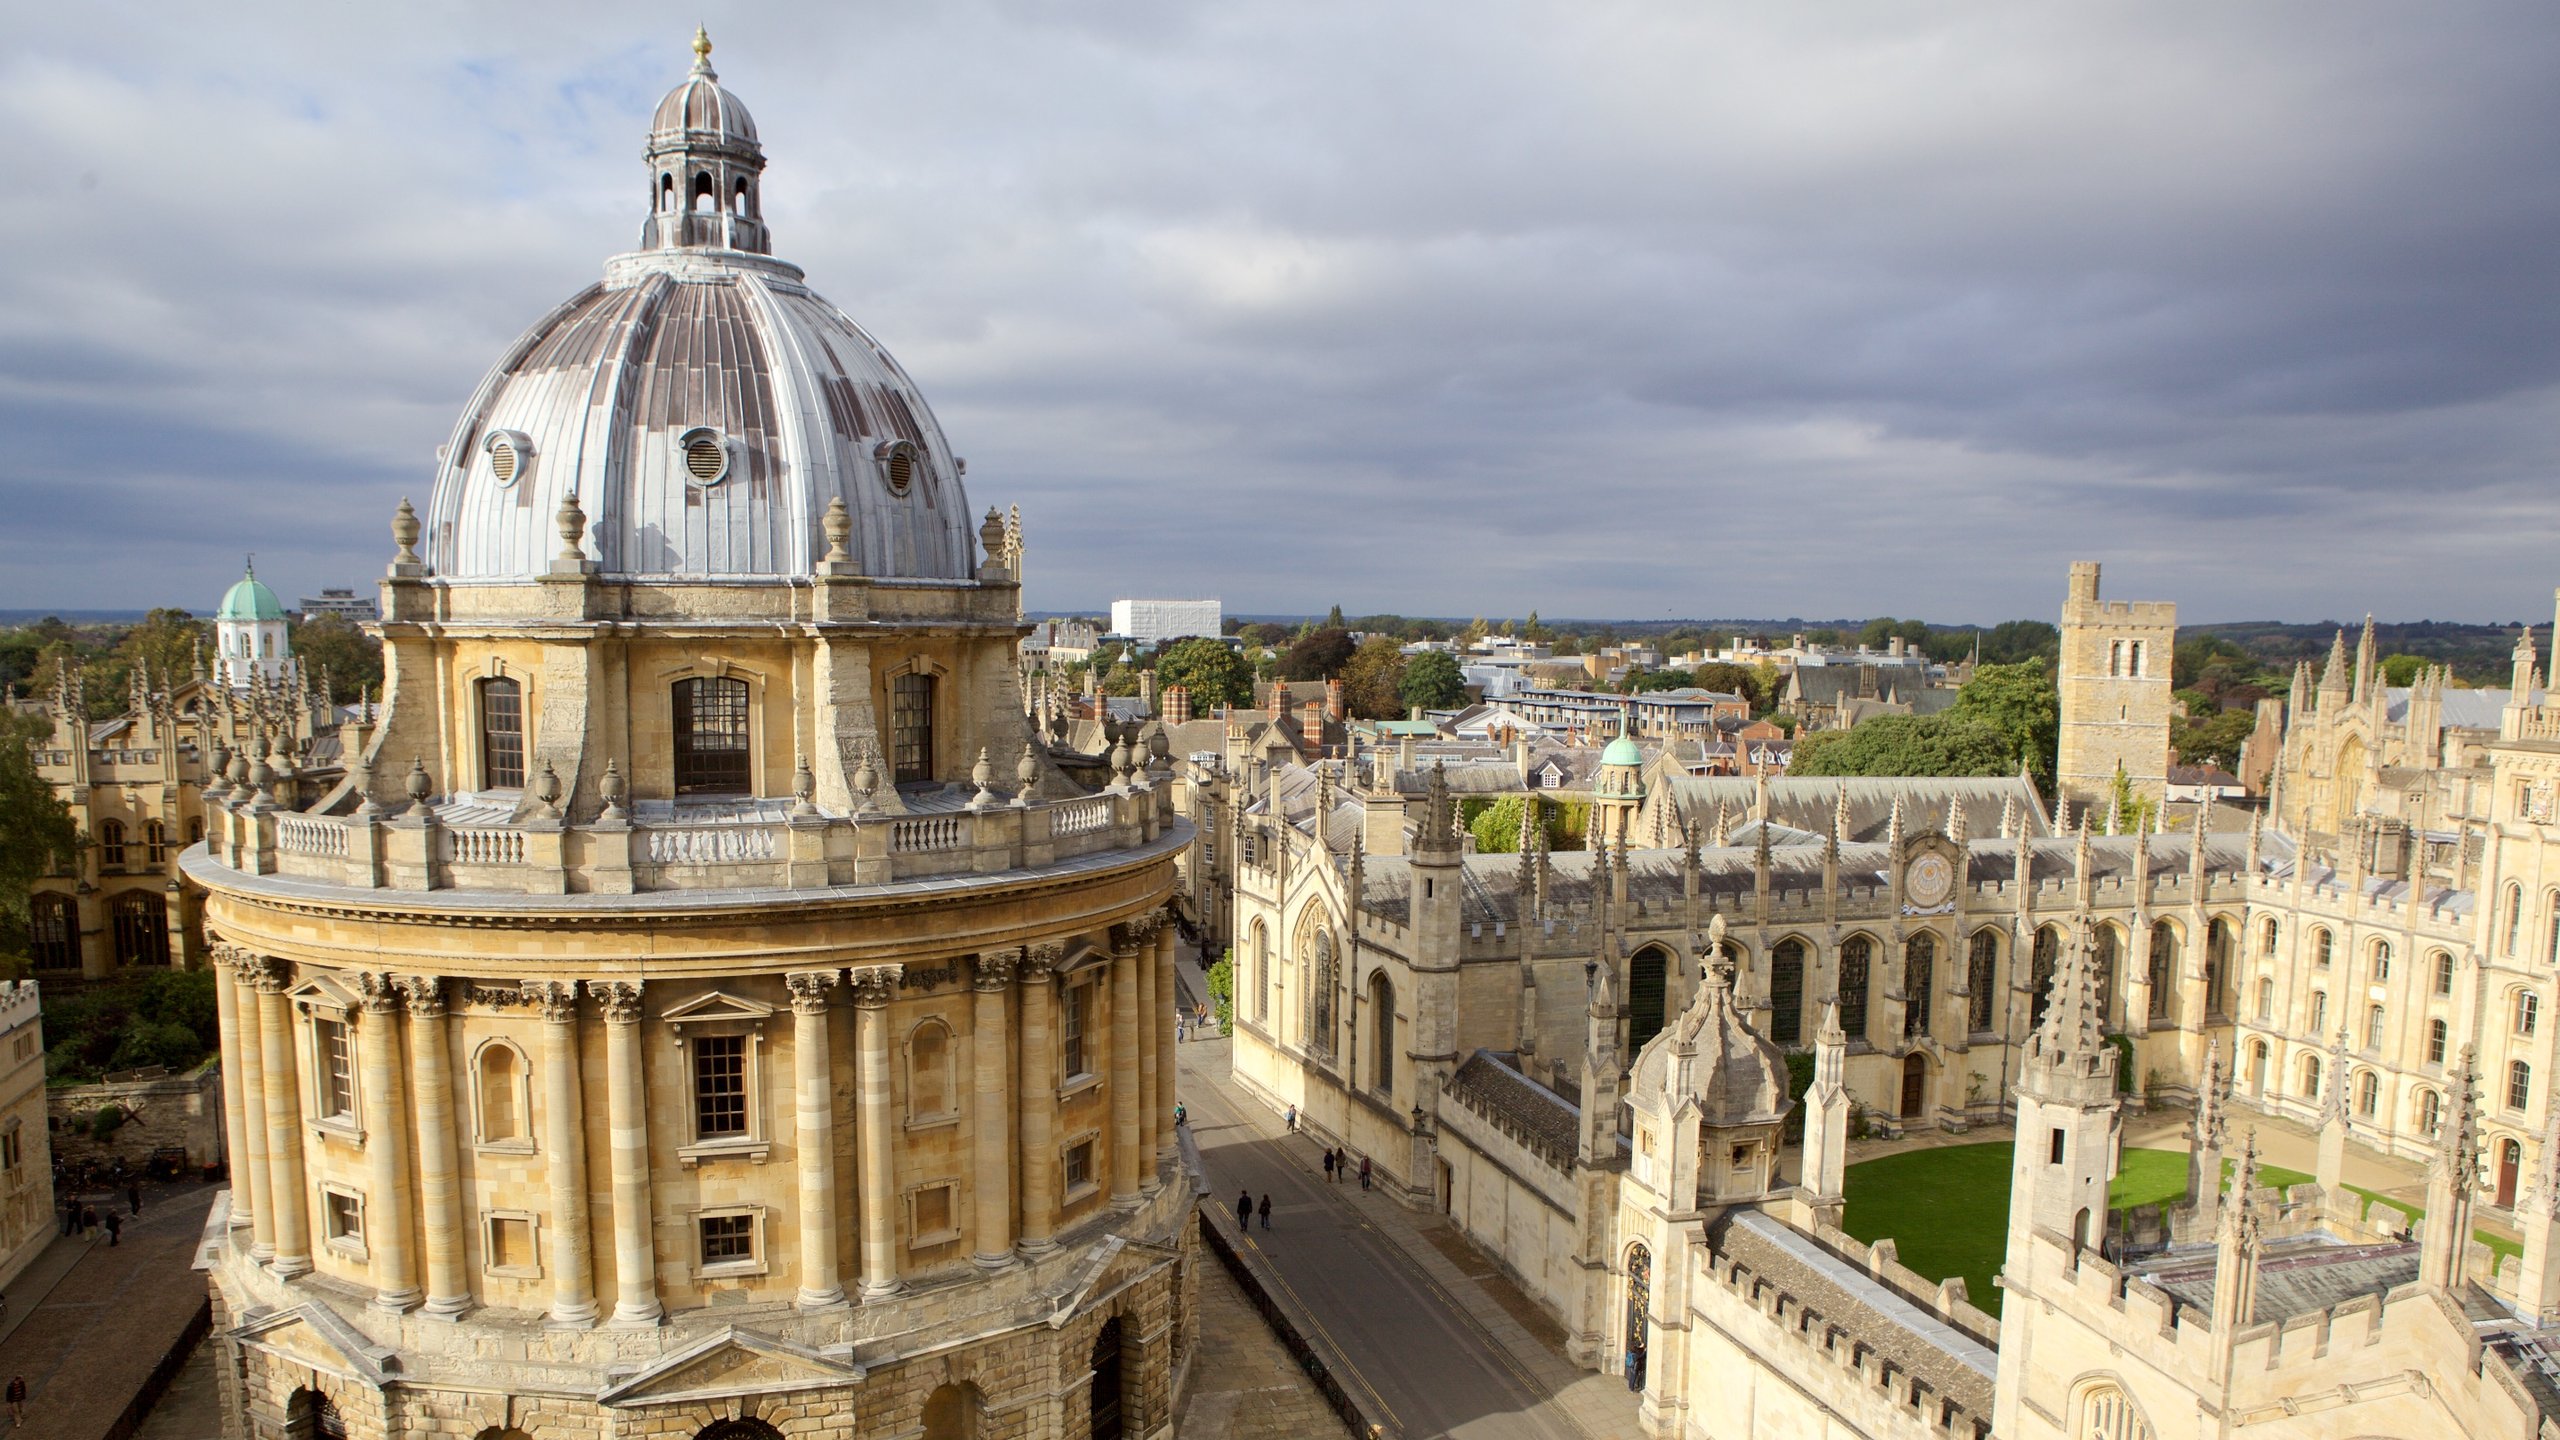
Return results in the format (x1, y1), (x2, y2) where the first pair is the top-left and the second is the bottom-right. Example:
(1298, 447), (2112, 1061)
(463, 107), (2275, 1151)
(2419, 1047), (2483, 1291)
(2007, 923), (2122, 1254)
(2209, 1133), (2263, 1366)
(1798, 998), (1851, 1227)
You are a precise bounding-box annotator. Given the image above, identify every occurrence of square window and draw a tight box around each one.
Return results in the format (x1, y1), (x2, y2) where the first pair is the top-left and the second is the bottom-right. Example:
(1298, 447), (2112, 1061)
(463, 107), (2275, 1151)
(1065, 1139), (1095, 1191)
(700, 1213), (754, 1266)
(487, 1214), (536, 1274)
(910, 1183), (957, 1246)
(324, 1190), (363, 1245)
(693, 1035), (747, 1139)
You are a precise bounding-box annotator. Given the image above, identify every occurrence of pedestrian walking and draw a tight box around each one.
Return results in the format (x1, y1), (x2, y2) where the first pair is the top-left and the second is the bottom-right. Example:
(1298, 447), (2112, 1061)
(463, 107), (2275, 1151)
(1331, 1147), (1345, 1183)
(127, 1183), (141, 1217)
(56, 1201), (72, 1238)
(1285, 1104), (1298, 1132)
(1258, 1194), (1272, 1230)
(1358, 1156), (1371, 1191)
(1174, 1102), (1187, 1128)
(1323, 1150), (1337, 1183)
(79, 1205), (96, 1237)
(104, 1213), (121, 1247)
(6, 1373), (25, 1427)
(1235, 1189), (1252, 1231)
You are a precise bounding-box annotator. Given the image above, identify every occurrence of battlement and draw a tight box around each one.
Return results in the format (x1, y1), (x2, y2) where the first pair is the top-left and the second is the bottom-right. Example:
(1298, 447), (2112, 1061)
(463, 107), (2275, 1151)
(0, 980), (41, 1036)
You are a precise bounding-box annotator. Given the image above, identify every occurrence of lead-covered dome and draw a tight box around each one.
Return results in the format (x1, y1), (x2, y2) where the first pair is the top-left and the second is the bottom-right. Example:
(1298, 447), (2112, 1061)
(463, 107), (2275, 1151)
(420, 33), (975, 584)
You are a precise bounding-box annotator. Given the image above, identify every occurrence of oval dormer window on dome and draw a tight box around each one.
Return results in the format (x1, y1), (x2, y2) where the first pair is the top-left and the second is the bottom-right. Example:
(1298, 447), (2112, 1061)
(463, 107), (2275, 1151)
(874, 438), (920, 497)
(483, 430), (532, 487)
(678, 427), (732, 486)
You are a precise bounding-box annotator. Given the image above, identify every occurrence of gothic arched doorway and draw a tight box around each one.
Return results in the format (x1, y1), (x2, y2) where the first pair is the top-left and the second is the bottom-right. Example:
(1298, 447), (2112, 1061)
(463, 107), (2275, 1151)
(2500, 1139), (2523, 1209)
(1900, 1053), (1928, 1120)
(1088, 1317), (1125, 1439)
(1623, 1243), (1651, 1392)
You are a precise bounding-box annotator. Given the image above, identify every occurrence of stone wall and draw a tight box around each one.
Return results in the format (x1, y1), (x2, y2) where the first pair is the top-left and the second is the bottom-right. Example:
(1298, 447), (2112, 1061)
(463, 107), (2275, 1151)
(47, 1061), (225, 1171)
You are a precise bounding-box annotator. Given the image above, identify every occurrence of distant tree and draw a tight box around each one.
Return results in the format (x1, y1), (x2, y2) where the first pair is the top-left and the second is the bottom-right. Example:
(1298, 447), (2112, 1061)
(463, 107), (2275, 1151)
(1977, 620), (2061, 667)
(1154, 637), (1253, 710)
(1399, 651), (1468, 711)
(2380, 653), (2427, 688)
(1804, 627), (1845, 648)
(1857, 617), (1929, 651)
(1951, 661), (2061, 786)
(1278, 627), (1358, 682)
(1459, 617), (1489, 645)
(0, 710), (76, 967)
(2174, 708), (2258, 771)
(1522, 611), (1547, 642)
(1338, 636), (1408, 720)
(1624, 667), (1696, 694)
(288, 615), (385, 701)
(1470, 794), (1583, 854)
(1692, 662), (1765, 708)
(1325, 604), (1345, 628)
(115, 608), (210, 684)
(1787, 714), (2014, 779)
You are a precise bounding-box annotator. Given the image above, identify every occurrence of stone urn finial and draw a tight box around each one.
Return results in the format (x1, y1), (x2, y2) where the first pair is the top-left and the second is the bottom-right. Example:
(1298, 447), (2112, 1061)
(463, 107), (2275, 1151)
(1015, 742), (1040, 806)
(979, 507), (1008, 569)
(599, 758), (628, 821)
(405, 757), (434, 818)
(852, 743), (881, 815)
(823, 496), (854, 565)
(534, 759), (564, 814)
(391, 497), (422, 565)
(792, 753), (819, 817)
(969, 747), (998, 810)
(556, 491), (588, 563)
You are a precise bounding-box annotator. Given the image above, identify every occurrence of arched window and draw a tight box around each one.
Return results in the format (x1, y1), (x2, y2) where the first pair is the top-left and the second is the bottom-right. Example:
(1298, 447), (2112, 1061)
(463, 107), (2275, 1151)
(2302, 1054), (2323, 1099)
(1088, 1317), (1125, 1440)
(691, 171), (716, 212)
(2255, 976), (2274, 1023)
(1837, 936), (1872, 1038)
(478, 677), (525, 790)
(1623, 1243), (1652, 1390)
(732, 176), (750, 216)
(2205, 917), (2233, 1015)
(697, 1422), (787, 1440)
(475, 1042), (527, 1144)
(1368, 972), (1395, 1098)
(2076, 1382), (2157, 1440)
(2031, 925), (2060, 1028)
(2369, 939), (2392, 982)
(2520, 991), (2543, 1037)
(2507, 883), (2526, 957)
(908, 1020), (956, 1122)
(2093, 924), (2120, 1026)
(2417, 1088), (2442, 1136)
(2312, 927), (2333, 969)
(2364, 1003), (2385, 1049)
(2309, 990), (2328, 1036)
(673, 676), (752, 794)
(891, 672), (936, 786)
(2433, 950), (2456, 996)
(2148, 921), (2177, 1021)
(1252, 922), (1270, 1022)
(1769, 939), (1805, 1047)
(2547, 891), (2560, 966)
(28, 893), (75, 971)
(1903, 933), (1934, 1038)
(2428, 1017), (2449, 1066)
(285, 1388), (346, 1440)
(2248, 1039), (2268, 1094)
(109, 892), (167, 966)
(1966, 930), (1997, 1033)
(1627, 948), (1668, 1055)
(2260, 916), (2279, 956)
(920, 1381), (984, 1440)
(1308, 932), (1337, 1058)
(99, 819), (126, 870)
(187, 816), (204, 846)
(659, 172), (675, 212)
(2512, 1059), (2533, 1111)
(2356, 1069), (2378, 1117)
(143, 820), (167, 866)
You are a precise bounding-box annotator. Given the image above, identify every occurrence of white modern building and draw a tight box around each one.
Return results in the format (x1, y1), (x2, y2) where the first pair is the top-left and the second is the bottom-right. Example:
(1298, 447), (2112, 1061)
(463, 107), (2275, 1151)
(1109, 597), (1221, 645)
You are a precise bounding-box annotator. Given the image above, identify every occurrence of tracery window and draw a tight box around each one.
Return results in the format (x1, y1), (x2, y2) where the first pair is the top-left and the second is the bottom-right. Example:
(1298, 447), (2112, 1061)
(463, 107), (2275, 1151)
(2031, 926), (2060, 1028)
(143, 820), (167, 866)
(1309, 932), (1338, 1058)
(28, 894), (74, 972)
(1966, 931), (1997, 1033)
(1903, 934), (1934, 1038)
(2312, 926), (2332, 969)
(109, 891), (167, 966)
(99, 819), (126, 870)
(1770, 938), (1806, 1046)
(2148, 921), (2177, 1021)
(1837, 936), (1872, 1038)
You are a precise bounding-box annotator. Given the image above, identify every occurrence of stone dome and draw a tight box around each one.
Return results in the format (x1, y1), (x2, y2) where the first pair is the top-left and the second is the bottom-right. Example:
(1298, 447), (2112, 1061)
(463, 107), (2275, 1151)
(1632, 964), (1791, 1128)
(1601, 732), (1644, 769)
(217, 566), (284, 622)
(418, 33), (976, 585)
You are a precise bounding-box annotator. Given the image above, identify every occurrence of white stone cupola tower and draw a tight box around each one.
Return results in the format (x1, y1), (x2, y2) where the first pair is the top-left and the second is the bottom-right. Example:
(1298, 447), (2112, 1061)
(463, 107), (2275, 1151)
(642, 27), (771, 256)
(2006, 920), (2122, 1257)
(214, 557), (291, 691)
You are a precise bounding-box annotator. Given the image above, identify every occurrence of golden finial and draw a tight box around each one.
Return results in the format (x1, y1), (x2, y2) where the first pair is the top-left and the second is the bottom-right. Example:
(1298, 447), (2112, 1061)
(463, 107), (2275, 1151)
(692, 25), (713, 66)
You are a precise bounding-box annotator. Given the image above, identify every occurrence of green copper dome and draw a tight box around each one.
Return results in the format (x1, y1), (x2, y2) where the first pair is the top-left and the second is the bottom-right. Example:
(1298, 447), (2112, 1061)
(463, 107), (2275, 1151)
(1601, 733), (1644, 769)
(218, 566), (284, 623)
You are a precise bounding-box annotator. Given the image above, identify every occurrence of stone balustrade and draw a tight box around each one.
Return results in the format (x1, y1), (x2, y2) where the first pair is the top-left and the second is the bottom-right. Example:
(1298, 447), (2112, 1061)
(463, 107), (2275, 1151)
(202, 783), (1171, 895)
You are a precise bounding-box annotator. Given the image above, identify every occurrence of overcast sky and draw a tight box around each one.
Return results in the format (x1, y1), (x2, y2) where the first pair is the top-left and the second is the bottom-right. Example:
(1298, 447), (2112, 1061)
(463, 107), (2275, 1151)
(8, 3), (2560, 626)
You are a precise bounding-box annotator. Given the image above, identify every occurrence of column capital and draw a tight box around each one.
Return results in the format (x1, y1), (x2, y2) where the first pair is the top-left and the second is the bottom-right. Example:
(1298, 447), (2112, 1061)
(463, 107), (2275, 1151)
(786, 970), (840, 1014)
(847, 965), (901, 1008)
(391, 974), (446, 1019)
(350, 971), (404, 1015)
(973, 950), (1020, 992)
(592, 979), (645, 1025)
(209, 942), (257, 974)
(243, 955), (291, 993)
(523, 979), (581, 1023)
(1119, 911), (1164, 949)
(1022, 943), (1064, 981)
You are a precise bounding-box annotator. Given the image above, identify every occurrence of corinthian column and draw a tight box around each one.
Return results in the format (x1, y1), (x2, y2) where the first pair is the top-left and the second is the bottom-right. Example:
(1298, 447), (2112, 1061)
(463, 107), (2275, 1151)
(1155, 919), (1180, 1162)
(526, 980), (596, 1328)
(394, 974), (471, 1318)
(351, 974), (419, 1311)
(211, 947), (268, 1252)
(1110, 926), (1143, 1207)
(1018, 945), (1061, 1254)
(970, 951), (1017, 1269)
(593, 981), (661, 1327)
(1134, 914), (1161, 1196)
(251, 958), (311, 1277)
(786, 971), (846, 1308)
(849, 965), (904, 1300)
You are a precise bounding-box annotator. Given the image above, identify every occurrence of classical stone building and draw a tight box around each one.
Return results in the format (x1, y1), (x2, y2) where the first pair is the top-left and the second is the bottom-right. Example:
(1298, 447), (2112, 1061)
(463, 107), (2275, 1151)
(1206, 559), (2560, 1436)
(187, 34), (1191, 1440)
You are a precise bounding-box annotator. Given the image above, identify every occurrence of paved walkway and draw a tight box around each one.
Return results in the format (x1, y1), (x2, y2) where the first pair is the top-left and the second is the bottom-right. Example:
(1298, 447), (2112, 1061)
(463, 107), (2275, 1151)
(1176, 1240), (1346, 1438)
(1176, 965), (1643, 1440)
(0, 1180), (216, 1440)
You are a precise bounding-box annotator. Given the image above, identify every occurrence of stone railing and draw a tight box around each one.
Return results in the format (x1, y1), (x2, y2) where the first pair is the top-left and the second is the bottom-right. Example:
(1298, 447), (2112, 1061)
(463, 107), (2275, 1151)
(197, 783), (1177, 897)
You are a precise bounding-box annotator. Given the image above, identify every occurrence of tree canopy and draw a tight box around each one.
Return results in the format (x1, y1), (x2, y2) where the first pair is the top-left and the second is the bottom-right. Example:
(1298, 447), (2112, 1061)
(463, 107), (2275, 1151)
(1787, 713), (2016, 779)
(1153, 637), (1253, 710)
(0, 709), (76, 967)
(289, 615), (385, 701)
(1338, 636), (1408, 720)
(1466, 794), (1587, 853)
(1399, 651), (1468, 711)
(1950, 661), (2060, 784)
(1278, 627), (1358, 681)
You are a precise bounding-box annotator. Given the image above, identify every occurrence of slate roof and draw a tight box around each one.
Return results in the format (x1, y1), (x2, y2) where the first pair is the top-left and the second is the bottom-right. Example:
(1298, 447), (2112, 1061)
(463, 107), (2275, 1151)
(1659, 774), (2051, 843)
(2137, 1237), (2422, 1325)
(1444, 1049), (1580, 1171)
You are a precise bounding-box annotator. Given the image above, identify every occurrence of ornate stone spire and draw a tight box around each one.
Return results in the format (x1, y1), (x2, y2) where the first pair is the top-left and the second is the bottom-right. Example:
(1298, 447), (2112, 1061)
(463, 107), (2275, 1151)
(2419, 1046), (2483, 1291)
(2023, 923), (2114, 1094)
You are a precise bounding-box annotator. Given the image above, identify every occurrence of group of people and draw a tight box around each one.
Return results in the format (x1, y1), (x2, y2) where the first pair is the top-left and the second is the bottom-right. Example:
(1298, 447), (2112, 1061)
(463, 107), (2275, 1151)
(1320, 1147), (1370, 1190)
(57, 1182), (141, 1246)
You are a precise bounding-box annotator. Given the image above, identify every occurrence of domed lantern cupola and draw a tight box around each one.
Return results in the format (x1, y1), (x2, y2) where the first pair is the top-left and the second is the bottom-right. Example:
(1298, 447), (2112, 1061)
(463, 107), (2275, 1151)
(642, 28), (770, 256)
